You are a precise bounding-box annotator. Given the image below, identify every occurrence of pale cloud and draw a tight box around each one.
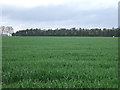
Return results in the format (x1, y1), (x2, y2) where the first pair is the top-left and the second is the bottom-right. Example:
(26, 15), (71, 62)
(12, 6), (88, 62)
(0, 0), (119, 31)
(73, 0), (118, 10)
(0, 0), (69, 7)
(0, 0), (119, 8)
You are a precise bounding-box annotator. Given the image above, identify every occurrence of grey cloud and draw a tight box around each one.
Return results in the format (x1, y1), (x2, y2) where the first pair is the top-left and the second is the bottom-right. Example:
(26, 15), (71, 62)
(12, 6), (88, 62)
(3, 5), (77, 21)
(3, 4), (117, 28)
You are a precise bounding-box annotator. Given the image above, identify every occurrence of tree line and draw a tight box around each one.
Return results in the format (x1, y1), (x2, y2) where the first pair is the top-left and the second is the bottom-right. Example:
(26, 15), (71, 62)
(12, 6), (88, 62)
(12, 28), (120, 37)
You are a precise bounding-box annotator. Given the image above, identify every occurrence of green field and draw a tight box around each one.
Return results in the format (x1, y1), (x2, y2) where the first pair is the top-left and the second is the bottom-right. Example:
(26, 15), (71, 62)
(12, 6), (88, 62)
(2, 37), (118, 88)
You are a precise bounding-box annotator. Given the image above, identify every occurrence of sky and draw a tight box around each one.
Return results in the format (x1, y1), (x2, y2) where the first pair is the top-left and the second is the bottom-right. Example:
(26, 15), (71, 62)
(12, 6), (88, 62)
(0, 0), (119, 31)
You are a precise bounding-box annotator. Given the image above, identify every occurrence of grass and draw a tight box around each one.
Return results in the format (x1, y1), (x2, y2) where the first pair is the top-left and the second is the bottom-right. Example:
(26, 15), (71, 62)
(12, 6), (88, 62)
(2, 37), (118, 88)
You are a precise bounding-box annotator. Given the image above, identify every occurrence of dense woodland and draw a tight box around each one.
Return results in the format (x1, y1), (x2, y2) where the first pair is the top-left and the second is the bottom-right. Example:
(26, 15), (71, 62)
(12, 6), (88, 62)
(12, 28), (120, 37)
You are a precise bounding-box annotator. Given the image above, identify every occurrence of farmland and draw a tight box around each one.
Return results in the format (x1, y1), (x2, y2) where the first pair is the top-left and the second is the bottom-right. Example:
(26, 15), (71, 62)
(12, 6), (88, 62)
(2, 37), (118, 88)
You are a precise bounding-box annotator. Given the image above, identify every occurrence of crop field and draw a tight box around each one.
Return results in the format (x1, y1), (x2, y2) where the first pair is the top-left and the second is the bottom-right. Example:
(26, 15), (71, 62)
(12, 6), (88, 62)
(2, 37), (118, 88)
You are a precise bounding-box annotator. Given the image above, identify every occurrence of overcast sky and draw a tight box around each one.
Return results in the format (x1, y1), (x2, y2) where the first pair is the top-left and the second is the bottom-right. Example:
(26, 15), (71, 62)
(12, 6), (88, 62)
(0, 0), (119, 31)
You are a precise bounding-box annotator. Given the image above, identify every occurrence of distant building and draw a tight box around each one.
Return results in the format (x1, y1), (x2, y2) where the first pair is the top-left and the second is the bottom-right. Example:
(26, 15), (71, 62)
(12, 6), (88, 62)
(0, 26), (14, 36)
